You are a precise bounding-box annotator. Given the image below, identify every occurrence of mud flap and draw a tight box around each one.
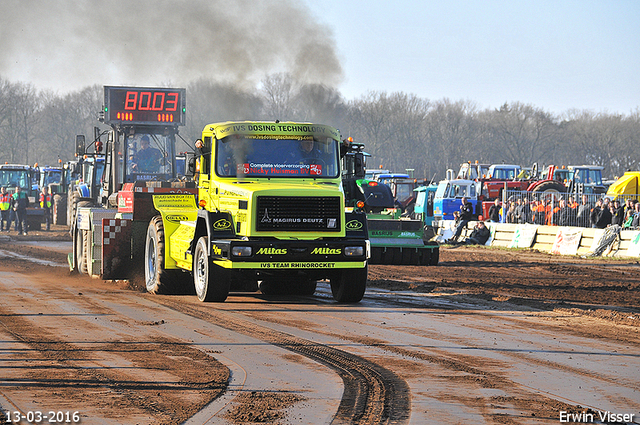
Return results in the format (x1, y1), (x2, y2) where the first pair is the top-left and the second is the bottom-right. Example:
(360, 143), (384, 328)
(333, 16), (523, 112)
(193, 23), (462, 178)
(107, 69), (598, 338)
(102, 218), (133, 279)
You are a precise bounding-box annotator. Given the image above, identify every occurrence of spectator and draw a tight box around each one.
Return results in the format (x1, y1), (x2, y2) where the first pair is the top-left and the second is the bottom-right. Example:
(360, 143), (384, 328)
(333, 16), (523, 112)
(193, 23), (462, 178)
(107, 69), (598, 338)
(514, 198), (524, 223)
(632, 203), (640, 228)
(533, 200), (546, 225)
(595, 198), (612, 229)
(519, 198), (532, 224)
(0, 187), (10, 231)
(458, 221), (491, 245)
(11, 186), (29, 235)
(610, 199), (624, 226)
(624, 199), (634, 220)
(506, 199), (517, 223)
(559, 199), (578, 226)
(544, 198), (555, 225)
(576, 194), (591, 227)
(623, 199), (637, 226)
(488, 198), (501, 222)
(551, 199), (564, 225)
(40, 186), (53, 231)
(590, 199), (602, 228)
(447, 197), (474, 243)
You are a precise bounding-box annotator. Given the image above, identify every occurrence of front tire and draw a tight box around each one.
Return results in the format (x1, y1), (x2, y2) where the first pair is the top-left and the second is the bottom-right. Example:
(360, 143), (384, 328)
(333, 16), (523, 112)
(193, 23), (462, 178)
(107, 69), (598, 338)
(145, 216), (182, 294)
(193, 236), (230, 302)
(330, 265), (367, 303)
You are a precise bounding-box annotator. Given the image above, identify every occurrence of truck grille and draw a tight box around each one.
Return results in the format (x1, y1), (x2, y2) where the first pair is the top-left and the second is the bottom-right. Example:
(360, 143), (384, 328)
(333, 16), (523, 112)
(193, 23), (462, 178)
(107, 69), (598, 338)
(256, 196), (341, 231)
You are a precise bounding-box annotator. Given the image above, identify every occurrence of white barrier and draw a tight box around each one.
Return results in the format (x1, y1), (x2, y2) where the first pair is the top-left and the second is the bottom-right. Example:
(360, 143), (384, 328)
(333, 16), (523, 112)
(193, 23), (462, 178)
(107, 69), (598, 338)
(435, 220), (640, 258)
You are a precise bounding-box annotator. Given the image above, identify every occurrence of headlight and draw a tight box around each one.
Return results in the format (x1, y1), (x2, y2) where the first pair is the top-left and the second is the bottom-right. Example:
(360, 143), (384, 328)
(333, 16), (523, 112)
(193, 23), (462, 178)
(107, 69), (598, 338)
(344, 246), (364, 256)
(231, 246), (252, 257)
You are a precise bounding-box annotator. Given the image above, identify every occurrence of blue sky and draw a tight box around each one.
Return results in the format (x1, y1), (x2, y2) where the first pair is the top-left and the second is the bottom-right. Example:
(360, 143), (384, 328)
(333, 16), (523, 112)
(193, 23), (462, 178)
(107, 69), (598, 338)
(1, 0), (637, 116)
(301, 0), (640, 114)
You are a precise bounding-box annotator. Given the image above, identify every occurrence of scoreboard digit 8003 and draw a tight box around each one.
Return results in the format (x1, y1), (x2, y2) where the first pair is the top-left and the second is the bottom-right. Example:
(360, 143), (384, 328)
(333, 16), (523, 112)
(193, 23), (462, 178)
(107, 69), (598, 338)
(103, 86), (186, 126)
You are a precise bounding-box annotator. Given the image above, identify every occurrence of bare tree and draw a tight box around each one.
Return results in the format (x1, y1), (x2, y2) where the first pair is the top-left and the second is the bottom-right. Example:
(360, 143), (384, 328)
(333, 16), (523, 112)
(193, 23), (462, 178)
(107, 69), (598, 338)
(426, 98), (480, 178)
(260, 73), (295, 121)
(484, 102), (557, 167)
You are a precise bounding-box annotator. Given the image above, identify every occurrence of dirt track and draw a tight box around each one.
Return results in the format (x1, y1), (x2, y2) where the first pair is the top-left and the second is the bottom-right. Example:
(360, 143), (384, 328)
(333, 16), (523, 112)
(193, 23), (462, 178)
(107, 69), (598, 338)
(0, 227), (638, 424)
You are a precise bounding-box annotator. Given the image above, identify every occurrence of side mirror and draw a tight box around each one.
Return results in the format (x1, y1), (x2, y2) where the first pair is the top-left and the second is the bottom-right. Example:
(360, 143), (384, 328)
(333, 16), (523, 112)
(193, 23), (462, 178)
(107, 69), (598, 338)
(185, 152), (196, 178)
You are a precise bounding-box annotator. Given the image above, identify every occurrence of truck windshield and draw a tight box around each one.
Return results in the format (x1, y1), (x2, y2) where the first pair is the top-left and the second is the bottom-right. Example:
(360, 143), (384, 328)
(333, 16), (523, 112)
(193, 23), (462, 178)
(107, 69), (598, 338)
(126, 133), (174, 179)
(215, 136), (339, 178)
(0, 170), (29, 190)
(43, 170), (62, 186)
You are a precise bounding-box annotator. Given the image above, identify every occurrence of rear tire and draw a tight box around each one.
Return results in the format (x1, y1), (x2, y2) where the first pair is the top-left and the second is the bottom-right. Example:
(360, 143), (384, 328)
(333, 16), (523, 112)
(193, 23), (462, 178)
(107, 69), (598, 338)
(76, 228), (88, 274)
(429, 248), (439, 266)
(193, 236), (230, 302)
(369, 248), (382, 264)
(330, 265), (367, 303)
(145, 216), (183, 294)
(53, 194), (67, 226)
(531, 180), (566, 194)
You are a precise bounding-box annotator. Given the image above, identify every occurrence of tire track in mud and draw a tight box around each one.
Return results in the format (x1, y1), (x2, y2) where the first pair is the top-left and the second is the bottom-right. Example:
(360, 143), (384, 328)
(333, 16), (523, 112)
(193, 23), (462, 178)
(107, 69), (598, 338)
(157, 298), (411, 425)
(0, 298), (228, 425)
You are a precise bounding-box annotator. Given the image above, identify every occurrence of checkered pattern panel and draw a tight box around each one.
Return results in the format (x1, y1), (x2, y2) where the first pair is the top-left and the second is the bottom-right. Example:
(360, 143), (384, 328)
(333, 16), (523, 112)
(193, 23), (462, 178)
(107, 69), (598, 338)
(103, 219), (128, 246)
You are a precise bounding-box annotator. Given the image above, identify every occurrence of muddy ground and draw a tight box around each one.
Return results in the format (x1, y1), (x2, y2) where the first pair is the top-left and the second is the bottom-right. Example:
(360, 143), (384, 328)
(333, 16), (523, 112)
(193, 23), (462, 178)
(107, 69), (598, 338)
(3, 225), (640, 328)
(1, 225), (639, 423)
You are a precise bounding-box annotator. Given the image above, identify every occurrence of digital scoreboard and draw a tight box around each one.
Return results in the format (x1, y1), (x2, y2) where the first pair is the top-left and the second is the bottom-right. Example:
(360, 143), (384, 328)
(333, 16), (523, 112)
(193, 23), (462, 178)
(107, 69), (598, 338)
(103, 86), (186, 126)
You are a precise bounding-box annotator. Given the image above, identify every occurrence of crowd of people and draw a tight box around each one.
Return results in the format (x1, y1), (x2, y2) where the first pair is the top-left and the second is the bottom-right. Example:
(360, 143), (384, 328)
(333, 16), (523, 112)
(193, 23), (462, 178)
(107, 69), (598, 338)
(445, 193), (640, 245)
(0, 186), (53, 235)
(489, 194), (640, 229)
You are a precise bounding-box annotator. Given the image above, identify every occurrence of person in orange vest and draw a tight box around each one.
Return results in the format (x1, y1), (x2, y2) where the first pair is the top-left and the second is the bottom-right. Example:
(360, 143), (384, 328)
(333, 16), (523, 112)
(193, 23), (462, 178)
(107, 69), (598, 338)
(40, 186), (53, 231)
(0, 186), (11, 231)
(11, 186), (29, 235)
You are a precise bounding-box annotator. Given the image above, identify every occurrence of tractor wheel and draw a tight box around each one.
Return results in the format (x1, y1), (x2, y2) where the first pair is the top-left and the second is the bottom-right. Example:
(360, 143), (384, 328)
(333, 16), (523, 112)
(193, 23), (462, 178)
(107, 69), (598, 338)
(330, 265), (367, 303)
(193, 236), (230, 302)
(145, 216), (183, 295)
(53, 194), (67, 226)
(531, 180), (566, 195)
(76, 228), (88, 275)
(389, 248), (403, 265)
(69, 192), (92, 230)
(369, 247), (383, 264)
(399, 248), (419, 265)
(429, 248), (440, 266)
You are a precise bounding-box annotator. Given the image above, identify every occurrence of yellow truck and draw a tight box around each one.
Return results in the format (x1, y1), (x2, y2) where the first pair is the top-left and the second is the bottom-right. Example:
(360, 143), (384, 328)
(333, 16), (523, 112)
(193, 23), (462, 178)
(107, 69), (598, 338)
(146, 121), (370, 302)
(606, 171), (640, 199)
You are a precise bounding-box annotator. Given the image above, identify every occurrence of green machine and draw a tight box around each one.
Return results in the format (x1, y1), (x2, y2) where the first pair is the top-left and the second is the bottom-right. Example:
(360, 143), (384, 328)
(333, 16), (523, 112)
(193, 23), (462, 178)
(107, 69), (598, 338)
(341, 140), (439, 265)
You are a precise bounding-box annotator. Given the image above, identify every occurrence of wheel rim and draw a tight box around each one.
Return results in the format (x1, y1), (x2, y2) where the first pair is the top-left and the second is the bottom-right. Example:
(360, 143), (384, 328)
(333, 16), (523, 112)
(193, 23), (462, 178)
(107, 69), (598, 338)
(145, 236), (157, 291)
(194, 246), (207, 298)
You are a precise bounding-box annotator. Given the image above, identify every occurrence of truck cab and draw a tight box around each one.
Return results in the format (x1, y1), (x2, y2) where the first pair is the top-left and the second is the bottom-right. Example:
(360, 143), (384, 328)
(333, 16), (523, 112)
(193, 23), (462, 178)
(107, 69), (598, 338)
(433, 178), (481, 224)
(0, 164), (44, 230)
(152, 121), (369, 302)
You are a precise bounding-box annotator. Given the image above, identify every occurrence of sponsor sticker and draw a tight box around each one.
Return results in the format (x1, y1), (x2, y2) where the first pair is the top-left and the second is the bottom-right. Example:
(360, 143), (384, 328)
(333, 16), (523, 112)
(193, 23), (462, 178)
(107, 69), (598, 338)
(260, 262), (336, 269)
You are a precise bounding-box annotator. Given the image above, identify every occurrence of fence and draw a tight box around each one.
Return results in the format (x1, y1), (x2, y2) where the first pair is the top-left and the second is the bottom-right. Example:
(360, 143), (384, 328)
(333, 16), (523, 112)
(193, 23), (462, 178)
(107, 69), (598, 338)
(493, 190), (640, 229)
